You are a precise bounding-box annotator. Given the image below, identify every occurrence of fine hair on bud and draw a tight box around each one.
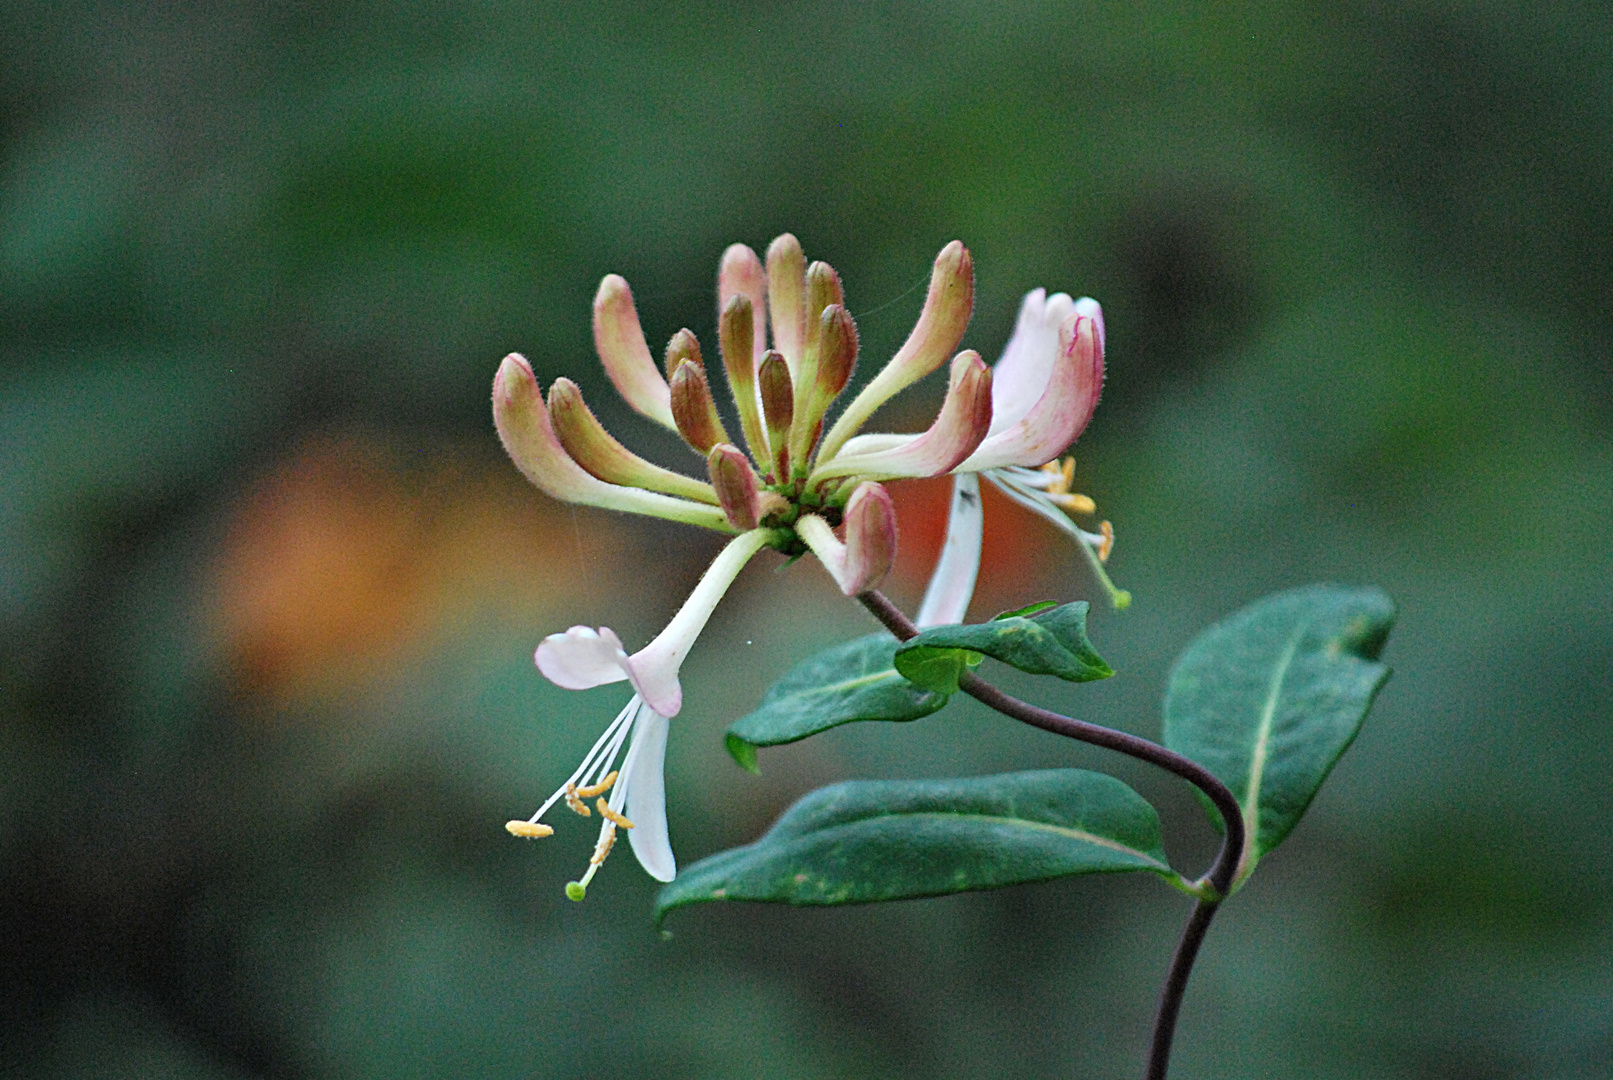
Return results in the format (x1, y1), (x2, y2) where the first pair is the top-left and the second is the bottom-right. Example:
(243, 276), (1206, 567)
(669, 358), (729, 453)
(803, 261), (844, 356)
(817, 304), (858, 398)
(707, 443), (761, 531)
(664, 328), (703, 377)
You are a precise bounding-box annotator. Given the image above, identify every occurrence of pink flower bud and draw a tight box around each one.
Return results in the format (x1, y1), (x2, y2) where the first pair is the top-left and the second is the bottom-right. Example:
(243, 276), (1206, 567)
(719, 294), (771, 464)
(593, 275), (675, 430)
(810, 351), (993, 482)
(718, 243), (768, 363)
(766, 234), (807, 375)
(758, 351), (794, 479)
(841, 481), (898, 595)
(546, 377), (718, 504)
(663, 328), (703, 379)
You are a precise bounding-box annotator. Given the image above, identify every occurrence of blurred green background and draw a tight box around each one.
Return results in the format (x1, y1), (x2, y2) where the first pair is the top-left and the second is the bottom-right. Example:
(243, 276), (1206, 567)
(3, 2), (1610, 1077)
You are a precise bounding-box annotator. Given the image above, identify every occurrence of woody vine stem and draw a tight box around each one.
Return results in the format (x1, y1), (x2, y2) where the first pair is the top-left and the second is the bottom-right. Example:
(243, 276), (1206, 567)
(856, 589), (1247, 1080)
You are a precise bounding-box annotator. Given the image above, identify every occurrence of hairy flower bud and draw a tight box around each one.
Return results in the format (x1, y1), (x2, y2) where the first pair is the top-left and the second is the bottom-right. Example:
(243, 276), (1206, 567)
(766, 234), (807, 376)
(816, 303), (859, 399)
(707, 443), (764, 531)
(547, 378), (718, 504)
(841, 481), (898, 595)
(668, 358), (730, 454)
(719, 294), (770, 465)
(758, 351), (794, 480)
(801, 261), (845, 359)
(663, 328), (703, 379)
(718, 243), (768, 363)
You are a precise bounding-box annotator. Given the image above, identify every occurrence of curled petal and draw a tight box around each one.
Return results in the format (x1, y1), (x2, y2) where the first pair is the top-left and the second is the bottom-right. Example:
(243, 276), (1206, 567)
(535, 626), (631, 690)
(809, 352), (992, 482)
(594, 276), (676, 430)
(955, 310), (1103, 472)
(817, 241), (974, 462)
(989, 289), (1078, 435)
(915, 473), (983, 627)
(622, 705), (675, 881)
(493, 355), (734, 532)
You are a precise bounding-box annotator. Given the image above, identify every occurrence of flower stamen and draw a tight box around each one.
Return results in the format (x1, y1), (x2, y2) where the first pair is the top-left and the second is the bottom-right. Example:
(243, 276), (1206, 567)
(564, 783), (591, 816)
(597, 799), (635, 828)
(576, 771), (618, 799)
(505, 821), (555, 838)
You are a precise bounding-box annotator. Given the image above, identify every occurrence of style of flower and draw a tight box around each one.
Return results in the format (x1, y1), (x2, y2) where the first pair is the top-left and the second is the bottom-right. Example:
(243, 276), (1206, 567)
(493, 234), (1113, 896)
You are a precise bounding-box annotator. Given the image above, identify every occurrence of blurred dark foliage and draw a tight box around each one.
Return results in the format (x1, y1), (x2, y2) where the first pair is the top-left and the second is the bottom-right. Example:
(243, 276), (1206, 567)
(1, 2), (1609, 1078)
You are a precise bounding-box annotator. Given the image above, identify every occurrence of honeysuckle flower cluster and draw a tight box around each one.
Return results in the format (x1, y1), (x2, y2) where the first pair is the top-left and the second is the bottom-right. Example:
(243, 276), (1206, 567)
(493, 234), (1117, 897)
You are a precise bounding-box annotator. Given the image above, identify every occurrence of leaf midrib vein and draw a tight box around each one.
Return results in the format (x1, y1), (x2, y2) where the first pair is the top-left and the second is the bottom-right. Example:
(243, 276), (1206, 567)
(816, 811), (1170, 871)
(1243, 622), (1309, 850)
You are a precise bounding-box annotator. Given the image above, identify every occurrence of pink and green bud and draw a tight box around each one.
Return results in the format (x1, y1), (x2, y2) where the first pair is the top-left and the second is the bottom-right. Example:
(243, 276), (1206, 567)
(817, 242), (974, 462)
(718, 243), (769, 364)
(800, 261), (845, 360)
(789, 302), (859, 470)
(795, 481), (898, 597)
(766, 234), (807, 377)
(491, 354), (731, 532)
(668, 358), (731, 454)
(593, 275), (676, 431)
(810, 351), (993, 482)
(546, 377), (718, 505)
(663, 328), (703, 379)
(719, 294), (772, 465)
(758, 351), (794, 480)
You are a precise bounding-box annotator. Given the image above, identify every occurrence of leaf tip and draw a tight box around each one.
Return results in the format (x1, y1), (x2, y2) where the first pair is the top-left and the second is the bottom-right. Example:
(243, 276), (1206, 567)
(725, 732), (761, 774)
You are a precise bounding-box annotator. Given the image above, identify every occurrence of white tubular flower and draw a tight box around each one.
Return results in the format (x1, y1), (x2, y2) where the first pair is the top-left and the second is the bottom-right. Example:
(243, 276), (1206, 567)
(915, 473), (983, 627)
(509, 529), (771, 892)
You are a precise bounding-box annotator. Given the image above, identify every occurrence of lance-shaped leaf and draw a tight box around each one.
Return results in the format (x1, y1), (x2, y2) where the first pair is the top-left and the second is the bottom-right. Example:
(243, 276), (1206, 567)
(1161, 583), (1395, 881)
(725, 633), (948, 771)
(655, 769), (1178, 925)
(894, 601), (1112, 693)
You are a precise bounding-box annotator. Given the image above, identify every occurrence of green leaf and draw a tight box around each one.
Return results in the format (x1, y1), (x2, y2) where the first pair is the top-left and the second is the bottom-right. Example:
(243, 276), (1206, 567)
(725, 634), (950, 766)
(894, 601), (1113, 690)
(1162, 583), (1395, 879)
(656, 769), (1180, 925)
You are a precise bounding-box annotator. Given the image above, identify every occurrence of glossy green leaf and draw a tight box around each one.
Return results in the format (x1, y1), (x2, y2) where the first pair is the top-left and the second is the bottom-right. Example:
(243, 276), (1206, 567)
(725, 634), (950, 770)
(655, 769), (1179, 925)
(1162, 583), (1395, 878)
(894, 601), (1113, 691)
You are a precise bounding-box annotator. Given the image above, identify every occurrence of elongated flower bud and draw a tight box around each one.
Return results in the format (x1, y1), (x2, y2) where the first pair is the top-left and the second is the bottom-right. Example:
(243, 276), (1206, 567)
(707, 443), (764, 531)
(719, 294), (770, 465)
(718, 243), (768, 363)
(801, 261), (844, 360)
(491, 354), (731, 532)
(758, 351), (793, 480)
(766, 234), (807, 377)
(594, 275), (676, 430)
(817, 242), (973, 462)
(664, 328), (703, 379)
(789, 302), (858, 470)
(547, 378), (718, 504)
(669, 358), (730, 453)
(809, 351), (993, 482)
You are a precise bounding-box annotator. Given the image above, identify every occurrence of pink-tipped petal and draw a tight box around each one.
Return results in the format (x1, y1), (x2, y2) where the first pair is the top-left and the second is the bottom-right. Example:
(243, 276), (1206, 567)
(810, 352), (993, 482)
(956, 310), (1104, 471)
(594, 275), (676, 430)
(535, 626), (631, 690)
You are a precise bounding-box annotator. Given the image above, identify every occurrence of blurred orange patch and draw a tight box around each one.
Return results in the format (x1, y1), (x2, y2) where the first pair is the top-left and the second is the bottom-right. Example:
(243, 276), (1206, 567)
(206, 434), (639, 701)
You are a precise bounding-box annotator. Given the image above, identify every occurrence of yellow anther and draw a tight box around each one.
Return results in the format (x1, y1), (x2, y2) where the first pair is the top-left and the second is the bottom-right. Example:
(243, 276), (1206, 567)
(1052, 492), (1097, 515)
(1060, 456), (1075, 489)
(589, 822), (618, 865)
(575, 771), (618, 799)
(505, 820), (555, 839)
(597, 799), (635, 829)
(564, 783), (591, 816)
(1098, 520), (1114, 563)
